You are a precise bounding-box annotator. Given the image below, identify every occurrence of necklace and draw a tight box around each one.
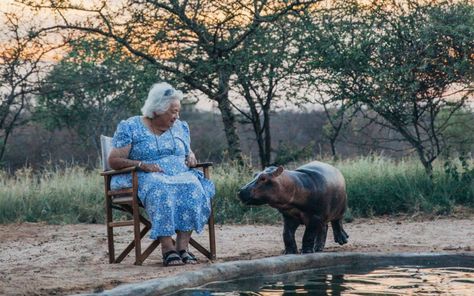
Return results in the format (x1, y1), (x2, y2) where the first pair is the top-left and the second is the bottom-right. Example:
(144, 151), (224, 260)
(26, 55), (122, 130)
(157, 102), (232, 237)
(151, 124), (161, 153)
(149, 121), (166, 134)
(149, 118), (176, 155)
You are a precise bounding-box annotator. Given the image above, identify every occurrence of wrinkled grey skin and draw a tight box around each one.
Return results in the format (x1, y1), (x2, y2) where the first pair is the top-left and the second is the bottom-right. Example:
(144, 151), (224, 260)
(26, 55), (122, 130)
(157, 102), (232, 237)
(238, 161), (349, 254)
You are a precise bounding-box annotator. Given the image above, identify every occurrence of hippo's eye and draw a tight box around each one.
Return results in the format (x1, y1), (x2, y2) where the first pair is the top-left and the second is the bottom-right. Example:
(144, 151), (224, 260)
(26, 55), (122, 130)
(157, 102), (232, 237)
(258, 175), (269, 184)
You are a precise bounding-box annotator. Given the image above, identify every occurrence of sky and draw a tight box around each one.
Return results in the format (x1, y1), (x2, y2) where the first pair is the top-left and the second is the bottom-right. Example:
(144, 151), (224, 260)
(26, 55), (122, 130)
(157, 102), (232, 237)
(2, 0), (469, 111)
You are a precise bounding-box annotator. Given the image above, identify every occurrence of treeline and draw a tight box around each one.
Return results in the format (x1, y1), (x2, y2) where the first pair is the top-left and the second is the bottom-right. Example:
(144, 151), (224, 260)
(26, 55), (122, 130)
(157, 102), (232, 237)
(5, 108), (474, 172)
(1, 0), (473, 176)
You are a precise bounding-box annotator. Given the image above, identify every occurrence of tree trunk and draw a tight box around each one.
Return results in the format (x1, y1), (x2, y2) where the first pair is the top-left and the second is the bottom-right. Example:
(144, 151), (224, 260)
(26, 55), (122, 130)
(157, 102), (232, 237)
(215, 85), (243, 164)
(248, 101), (267, 169)
(329, 138), (337, 161)
(414, 145), (434, 180)
(263, 108), (272, 168)
(217, 98), (243, 164)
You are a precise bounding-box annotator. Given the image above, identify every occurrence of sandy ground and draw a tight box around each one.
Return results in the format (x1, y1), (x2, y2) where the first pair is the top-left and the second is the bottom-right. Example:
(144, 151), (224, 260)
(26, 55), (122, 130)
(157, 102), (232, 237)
(1, 212), (474, 296)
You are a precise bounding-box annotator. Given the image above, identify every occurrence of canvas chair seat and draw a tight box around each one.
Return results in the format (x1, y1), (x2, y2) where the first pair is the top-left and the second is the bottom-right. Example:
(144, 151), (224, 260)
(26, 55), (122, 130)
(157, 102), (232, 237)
(100, 135), (216, 265)
(111, 195), (138, 204)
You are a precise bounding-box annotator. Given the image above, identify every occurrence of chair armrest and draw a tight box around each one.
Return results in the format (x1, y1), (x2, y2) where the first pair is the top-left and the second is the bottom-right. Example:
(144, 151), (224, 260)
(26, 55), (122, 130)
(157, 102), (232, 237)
(100, 166), (137, 176)
(101, 162), (212, 176)
(194, 162), (213, 168)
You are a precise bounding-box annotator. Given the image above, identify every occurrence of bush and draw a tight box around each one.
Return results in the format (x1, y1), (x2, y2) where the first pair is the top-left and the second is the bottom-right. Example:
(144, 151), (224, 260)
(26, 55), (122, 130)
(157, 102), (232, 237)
(0, 166), (103, 224)
(0, 156), (472, 224)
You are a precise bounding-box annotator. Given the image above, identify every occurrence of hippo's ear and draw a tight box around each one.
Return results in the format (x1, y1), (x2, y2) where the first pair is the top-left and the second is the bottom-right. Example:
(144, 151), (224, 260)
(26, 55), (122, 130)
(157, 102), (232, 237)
(271, 166), (284, 177)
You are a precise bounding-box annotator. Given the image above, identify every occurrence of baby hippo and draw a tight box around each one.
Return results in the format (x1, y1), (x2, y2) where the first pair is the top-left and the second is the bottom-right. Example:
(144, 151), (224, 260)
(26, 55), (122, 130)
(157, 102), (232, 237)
(238, 161), (349, 254)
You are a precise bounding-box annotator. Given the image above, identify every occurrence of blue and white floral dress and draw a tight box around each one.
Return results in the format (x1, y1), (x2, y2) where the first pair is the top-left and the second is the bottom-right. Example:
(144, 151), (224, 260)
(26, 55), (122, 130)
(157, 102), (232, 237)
(110, 116), (215, 239)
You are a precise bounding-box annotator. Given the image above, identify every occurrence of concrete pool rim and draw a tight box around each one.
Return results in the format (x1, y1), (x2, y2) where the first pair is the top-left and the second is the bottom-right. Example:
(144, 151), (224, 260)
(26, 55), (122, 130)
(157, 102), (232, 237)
(76, 252), (474, 296)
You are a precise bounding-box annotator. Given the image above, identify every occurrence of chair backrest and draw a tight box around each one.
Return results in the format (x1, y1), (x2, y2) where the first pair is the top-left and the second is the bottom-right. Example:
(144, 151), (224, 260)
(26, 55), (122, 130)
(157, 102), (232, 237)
(100, 135), (113, 171)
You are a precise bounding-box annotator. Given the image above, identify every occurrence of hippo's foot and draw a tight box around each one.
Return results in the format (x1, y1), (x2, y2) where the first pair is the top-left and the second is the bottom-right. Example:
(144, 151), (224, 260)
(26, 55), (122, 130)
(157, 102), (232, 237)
(283, 247), (298, 255)
(333, 229), (349, 245)
(313, 242), (325, 252)
(301, 247), (314, 254)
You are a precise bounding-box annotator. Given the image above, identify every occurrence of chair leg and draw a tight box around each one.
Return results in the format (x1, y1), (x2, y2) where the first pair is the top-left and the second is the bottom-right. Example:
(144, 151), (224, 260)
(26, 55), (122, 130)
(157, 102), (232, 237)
(132, 171), (142, 265)
(189, 237), (211, 259)
(132, 205), (143, 265)
(140, 239), (161, 262)
(105, 167), (217, 264)
(105, 177), (115, 263)
(107, 222), (115, 263)
(115, 222), (149, 263)
(203, 167), (216, 260)
(208, 206), (216, 260)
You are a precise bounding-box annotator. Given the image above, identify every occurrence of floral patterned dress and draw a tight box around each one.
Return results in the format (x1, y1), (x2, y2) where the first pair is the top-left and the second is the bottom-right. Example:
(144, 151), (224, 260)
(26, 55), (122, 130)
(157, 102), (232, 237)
(110, 116), (215, 239)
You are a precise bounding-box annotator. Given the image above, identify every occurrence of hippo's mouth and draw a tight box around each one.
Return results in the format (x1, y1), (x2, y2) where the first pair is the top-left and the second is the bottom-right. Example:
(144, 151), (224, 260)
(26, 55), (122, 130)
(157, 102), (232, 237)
(239, 196), (267, 206)
(238, 187), (267, 206)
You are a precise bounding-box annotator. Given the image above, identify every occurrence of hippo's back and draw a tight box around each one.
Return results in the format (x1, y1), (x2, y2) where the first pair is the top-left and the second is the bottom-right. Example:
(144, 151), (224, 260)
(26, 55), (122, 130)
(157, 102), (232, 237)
(296, 161), (343, 180)
(294, 161), (346, 194)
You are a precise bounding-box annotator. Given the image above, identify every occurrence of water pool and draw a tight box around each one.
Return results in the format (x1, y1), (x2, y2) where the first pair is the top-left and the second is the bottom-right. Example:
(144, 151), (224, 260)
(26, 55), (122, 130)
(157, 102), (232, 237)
(173, 265), (474, 295)
(85, 253), (474, 296)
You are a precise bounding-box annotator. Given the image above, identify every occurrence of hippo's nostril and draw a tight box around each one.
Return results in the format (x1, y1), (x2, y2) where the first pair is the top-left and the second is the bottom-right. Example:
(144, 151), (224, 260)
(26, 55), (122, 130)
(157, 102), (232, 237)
(237, 189), (247, 200)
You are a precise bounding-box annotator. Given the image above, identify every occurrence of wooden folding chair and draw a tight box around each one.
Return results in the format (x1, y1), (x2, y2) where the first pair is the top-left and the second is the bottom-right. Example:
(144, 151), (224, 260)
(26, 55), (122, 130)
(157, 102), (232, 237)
(100, 135), (216, 265)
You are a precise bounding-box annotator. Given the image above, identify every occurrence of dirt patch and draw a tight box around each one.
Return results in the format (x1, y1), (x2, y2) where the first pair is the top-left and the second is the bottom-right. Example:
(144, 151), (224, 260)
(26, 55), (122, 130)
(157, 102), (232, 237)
(1, 214), (474, 296)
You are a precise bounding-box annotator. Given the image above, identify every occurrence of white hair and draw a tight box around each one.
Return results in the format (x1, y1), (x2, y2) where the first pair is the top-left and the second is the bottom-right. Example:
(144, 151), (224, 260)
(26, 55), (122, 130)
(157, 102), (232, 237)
(141, 82), (184, 118)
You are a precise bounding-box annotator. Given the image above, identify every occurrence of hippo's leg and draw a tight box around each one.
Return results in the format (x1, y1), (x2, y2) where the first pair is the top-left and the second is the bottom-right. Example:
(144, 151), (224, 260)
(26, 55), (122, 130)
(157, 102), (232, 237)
(331, 219), (349, 245)
(282, 216), (300, 254)
(302, 216), (324, 253)
(314, 223), (328, 252)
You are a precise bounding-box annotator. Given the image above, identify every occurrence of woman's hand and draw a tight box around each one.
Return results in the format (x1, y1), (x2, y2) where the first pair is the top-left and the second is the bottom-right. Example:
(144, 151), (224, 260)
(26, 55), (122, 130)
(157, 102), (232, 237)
(140, 163), (163, 173)
(185, 152), (197, 167)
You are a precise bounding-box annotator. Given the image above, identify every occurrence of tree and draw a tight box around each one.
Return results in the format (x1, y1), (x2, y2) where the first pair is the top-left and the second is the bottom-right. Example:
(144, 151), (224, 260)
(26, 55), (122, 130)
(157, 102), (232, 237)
(305, 0), (474, 177)
(438, 106), (474, 156)
(35, 38), (159, 151)
(0, 10), (63, 163)
(231, 13), (308, 168)
(19, 0), (320, 163)
(367, 0), (474, 177)
(297, 0), (369, 159)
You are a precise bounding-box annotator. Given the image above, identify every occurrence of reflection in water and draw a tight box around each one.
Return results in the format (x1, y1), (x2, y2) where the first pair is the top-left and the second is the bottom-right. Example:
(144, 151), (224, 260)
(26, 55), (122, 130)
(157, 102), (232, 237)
(175, 266), (474, 296)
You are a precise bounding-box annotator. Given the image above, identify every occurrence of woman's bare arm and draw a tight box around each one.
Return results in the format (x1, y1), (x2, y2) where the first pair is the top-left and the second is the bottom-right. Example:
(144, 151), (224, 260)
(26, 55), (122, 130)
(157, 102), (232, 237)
(108, 145), (137, 170)
(186, 149), (197, 167)
(108, 145), (162, 172)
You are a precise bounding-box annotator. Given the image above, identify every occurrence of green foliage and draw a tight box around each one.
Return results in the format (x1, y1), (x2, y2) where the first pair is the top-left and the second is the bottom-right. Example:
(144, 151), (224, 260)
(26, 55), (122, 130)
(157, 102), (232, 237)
(230, 12), (309, 167)
(305, 0), (474, 176)
(340, 157), (435, 216)
(0, 166), (103, 224)
(1, 156), (472, 225)
(340, 156), (473, 216)
(34, 38), (159, 149)
(442, 155), (474, 205)
(211, 162), (281, 224)
(439, 107), (474, 155)
(273, 141), (316, 166)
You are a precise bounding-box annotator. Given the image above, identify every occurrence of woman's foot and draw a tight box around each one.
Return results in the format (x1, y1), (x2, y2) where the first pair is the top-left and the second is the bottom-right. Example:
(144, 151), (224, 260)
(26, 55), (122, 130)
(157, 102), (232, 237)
(179, 250), (198, 264)
(162, 250), (184, 267)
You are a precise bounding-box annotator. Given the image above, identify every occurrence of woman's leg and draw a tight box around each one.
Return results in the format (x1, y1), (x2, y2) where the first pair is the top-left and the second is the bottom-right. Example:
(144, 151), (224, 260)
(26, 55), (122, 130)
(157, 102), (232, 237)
(159, 236), (175, 254)
(176, 231), (192, 251)
(159, 236), (183, 266)
(176, 231), (198, 264)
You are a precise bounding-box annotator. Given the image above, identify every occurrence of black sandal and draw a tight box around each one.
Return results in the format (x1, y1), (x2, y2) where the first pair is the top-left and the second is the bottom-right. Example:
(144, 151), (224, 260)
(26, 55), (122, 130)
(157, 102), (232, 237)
(179, 250), (198, 264)
(162, 250), (183, 267)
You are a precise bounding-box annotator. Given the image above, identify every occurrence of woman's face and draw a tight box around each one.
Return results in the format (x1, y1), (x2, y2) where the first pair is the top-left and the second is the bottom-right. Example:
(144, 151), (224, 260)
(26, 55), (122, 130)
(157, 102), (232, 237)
(156, 100), (181, 129)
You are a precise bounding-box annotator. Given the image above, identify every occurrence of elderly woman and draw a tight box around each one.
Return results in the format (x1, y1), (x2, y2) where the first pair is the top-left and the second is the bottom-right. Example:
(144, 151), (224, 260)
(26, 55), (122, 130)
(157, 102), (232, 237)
(108, 82), (215, 266)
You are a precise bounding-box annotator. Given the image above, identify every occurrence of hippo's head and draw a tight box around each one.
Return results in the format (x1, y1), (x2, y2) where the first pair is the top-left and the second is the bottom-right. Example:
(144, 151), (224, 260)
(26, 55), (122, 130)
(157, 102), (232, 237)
(238, 165), (284, 205)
